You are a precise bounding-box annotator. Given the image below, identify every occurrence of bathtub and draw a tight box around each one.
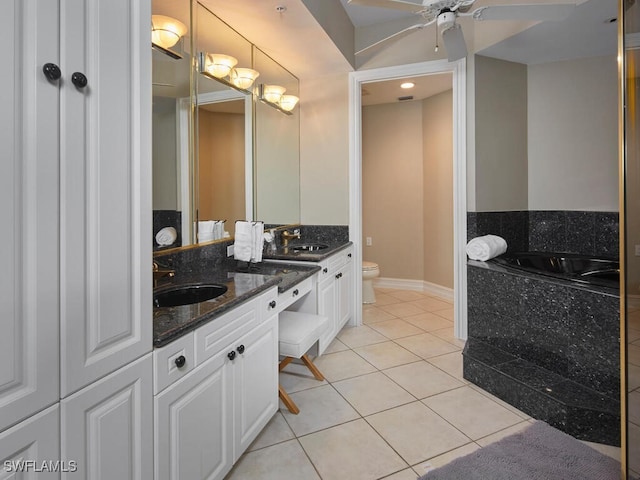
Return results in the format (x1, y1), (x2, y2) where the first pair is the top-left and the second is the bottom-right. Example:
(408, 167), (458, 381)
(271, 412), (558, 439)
(491, 251), (619, 289)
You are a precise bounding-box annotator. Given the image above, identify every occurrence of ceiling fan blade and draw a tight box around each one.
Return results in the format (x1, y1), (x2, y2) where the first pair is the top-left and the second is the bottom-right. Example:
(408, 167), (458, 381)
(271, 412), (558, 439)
(347, 0), (427, 14)
(442, 24), (467, 62)
(469, 3), (576, 22)
(356, 23), (430, 55)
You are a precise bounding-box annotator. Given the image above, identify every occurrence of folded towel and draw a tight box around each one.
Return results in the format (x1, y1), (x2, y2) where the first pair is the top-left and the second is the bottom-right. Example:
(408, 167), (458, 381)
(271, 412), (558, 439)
(234, 221), (253, 262)
(251, 222), (264, 263)
(466, 235), (507, 261)
(155, 226), (177, 246)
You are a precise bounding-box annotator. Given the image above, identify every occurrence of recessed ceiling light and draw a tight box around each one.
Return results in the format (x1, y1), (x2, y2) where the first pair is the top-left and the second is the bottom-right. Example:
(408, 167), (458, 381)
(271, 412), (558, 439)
(400, 82), (415, 89)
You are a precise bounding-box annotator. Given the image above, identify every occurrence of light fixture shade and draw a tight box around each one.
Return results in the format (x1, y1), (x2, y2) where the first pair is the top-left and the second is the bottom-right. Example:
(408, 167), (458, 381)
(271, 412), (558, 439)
(279, 95), (299, 112)
(152, 15), (188, 49)
(263, 84), (286, 103)
(230, 68), (260, 89)
(206, 53), (238, 79)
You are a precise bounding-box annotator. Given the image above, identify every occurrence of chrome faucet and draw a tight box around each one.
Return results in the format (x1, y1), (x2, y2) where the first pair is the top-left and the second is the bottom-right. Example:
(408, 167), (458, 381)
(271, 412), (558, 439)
(281, 229), (301, 247)
(153, 261), (175, 287)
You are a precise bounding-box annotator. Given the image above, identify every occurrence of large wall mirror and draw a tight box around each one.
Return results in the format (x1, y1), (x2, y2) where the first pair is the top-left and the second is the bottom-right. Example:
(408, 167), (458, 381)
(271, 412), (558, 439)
(151, 0), (301, 251)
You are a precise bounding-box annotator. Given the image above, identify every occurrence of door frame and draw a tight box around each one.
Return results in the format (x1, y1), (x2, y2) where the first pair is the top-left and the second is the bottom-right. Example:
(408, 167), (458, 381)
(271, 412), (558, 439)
(348, 58), (468, 339)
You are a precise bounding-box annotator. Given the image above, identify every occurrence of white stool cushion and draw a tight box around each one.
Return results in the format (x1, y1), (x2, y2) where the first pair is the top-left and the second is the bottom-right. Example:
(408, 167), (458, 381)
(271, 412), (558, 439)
(279, 311), (329, 358)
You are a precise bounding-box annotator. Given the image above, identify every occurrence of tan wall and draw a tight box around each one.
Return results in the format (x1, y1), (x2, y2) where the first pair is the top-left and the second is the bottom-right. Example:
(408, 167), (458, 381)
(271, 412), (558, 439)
(423, 90), (454, 289)
(198, 110), (245, 223)
(362, 101), (424, 280)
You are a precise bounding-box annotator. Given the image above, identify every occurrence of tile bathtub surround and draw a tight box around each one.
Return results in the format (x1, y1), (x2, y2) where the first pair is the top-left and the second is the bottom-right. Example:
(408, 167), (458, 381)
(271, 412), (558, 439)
(467, 210), (619, 258)
(465, 263), (620, 445)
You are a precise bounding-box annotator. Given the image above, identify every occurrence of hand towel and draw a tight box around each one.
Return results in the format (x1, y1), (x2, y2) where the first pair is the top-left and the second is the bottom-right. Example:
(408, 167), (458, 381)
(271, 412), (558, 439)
(234, 221), (253, 262)
(466, 235), (507, 261)
(251, 222), (264, 263)
(155, 226), (177, 246)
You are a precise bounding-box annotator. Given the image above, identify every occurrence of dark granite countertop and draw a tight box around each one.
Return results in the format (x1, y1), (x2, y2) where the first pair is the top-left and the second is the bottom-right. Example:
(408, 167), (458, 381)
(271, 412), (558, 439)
(153, 262), (320, 348)
(467, 259), (619, 297)
(263, 241), (353, 262)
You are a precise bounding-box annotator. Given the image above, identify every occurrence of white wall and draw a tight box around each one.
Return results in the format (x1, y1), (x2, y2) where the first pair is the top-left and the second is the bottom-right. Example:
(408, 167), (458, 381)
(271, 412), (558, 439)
(152, 99), (178, 210)
(299, 73), (351, 224)
(528, 55), (618, 211)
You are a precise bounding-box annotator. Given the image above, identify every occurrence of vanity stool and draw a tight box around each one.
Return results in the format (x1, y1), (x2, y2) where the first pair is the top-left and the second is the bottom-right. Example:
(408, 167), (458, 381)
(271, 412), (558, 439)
(278, 311), (329, 414)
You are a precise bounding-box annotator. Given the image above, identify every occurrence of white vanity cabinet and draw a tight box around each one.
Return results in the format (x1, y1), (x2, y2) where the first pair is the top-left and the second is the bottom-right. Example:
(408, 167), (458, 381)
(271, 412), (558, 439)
(2, 0), (152, 475)
(154, 288), (279, 480)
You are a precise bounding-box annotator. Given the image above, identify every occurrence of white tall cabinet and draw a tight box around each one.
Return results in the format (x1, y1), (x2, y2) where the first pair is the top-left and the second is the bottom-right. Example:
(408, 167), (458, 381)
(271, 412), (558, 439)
(1, 0), (152, 478)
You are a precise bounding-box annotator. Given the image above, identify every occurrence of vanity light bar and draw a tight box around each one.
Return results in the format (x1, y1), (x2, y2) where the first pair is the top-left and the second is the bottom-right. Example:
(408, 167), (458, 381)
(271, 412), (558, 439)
(197, 52), (255, 95)
(257, 84), (296, 116)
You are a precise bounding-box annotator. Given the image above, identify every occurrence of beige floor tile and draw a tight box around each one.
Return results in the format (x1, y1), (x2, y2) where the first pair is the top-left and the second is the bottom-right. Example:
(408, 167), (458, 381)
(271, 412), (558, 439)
(430, 327), (466, 348)
(299, 419), (408, 480)
(474, 420), (534, 446)
(337, 325), (388, 348)
(433, 307), (454, 321)
(413, 442), (480, 477)
(422, 386), (524, 440)
(366, 401), (471, 465)
(279, 362), (328, 394)
(313, 349), (377, 382)
(372, 293), (405, 306)
(408, 297), (452, 312)
(247, 412), (296, 452)
(427, 351), (467, 382)
(395, 333), (460, 359)
(383, 361), (464, 399)
(629, 343), (640, 367)
(629, 310), (640, 330)
(629, 422), (640, 474)
(628, 327), (640, 344)
(374, 287), (396, 294)
(378, 302), (425, 318)
(467, 384), (531, 419)
(386, 290), (427, 301)
(363, 306), (397, 324)
(323, 337), (350, 354)
(378, 468), (421, 480)
(629, 363), (640, 391)
(354, 341), (421, 370)
(333, 372), (415, 416)
(368, 318), (425, 339)
(226, 439), (320, 480)
(402, 312), (453, 332)
(281, 384), (359, 436)
(629, 390), (640, 425)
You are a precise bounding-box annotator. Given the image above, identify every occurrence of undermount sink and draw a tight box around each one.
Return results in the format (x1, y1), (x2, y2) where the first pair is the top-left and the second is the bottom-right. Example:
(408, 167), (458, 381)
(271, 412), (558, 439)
(154, 284), (228, 308)
(289, 243), (329, 252)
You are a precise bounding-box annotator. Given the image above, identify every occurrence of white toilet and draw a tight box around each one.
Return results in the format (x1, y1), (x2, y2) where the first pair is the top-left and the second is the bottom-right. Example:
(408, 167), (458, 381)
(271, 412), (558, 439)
(362, 261), (380, 304)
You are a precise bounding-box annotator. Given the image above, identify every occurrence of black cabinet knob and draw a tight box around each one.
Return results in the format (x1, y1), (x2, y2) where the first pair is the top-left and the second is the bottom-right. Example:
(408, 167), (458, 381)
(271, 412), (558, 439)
(227, 351), (236, 360)
(348, 253), (352, 258)
(269, 300), (277, 309)
(43, 63), (61, 82)
(174, 355), (186, 368)
(293, 289), (299, 296)
(335, 273), (340, 279)
(237, 345), (245, 354)
(323, 268), (328, 274)
(71, 71), (88, 89)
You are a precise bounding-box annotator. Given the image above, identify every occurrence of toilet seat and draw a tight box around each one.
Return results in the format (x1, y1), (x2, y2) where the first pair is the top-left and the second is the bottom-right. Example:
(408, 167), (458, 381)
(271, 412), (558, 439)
(363, 261), (378, 271)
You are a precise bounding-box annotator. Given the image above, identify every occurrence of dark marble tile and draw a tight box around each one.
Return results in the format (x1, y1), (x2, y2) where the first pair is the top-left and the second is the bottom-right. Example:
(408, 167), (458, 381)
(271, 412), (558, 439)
(299, 225), (349, 244)
(594, 212), (619, 258)
(500, 211), (528, 252)
(529, 211), (566, 252)
(467, 212), (478, 241)
(475, 212), (502, 239)
(153, 210), (183, 250)
(463, 338), (517, 366)
(565, 211), (595, 255)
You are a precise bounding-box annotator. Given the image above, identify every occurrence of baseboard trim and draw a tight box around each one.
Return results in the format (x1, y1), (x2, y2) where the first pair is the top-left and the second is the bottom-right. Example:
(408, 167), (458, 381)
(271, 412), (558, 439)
(374, 277), (454, 301)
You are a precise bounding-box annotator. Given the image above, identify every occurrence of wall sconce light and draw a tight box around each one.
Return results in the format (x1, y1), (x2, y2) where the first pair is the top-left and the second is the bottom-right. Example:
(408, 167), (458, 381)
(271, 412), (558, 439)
(151, 15), (187, 50)
(230, 68), (260, 90)
(205, 53), (238, 79)
(263, 84), (287, 103)
(279, 95), (299, 112)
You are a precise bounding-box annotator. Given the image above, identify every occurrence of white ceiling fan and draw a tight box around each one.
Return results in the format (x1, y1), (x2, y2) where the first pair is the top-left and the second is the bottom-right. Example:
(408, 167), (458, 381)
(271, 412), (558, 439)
(349, 0), (577, 62)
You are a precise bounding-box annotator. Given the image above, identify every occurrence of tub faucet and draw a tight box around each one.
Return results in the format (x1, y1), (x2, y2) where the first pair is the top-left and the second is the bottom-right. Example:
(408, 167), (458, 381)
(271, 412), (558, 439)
(281, 229), (301, 247)
(153, 261), (175, 287)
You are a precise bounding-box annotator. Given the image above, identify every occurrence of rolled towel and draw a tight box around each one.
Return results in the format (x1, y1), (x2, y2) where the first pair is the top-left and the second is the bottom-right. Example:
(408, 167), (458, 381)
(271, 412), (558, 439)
(155, 226), (177, 246)
(466, 235), (507, 261)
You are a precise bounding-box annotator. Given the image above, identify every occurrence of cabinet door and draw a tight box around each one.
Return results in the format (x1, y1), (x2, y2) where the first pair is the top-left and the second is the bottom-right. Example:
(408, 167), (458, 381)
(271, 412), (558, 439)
(338, 260), (354, 331)
(0, 0), (60, 432)
(233, 316), (278, 459)
(317, 277), (338, 355)
(0, 405), (60, 479)
(155, 351), (233, 480)
(59, 0), (152, 396)
(61, 354), (153, 480)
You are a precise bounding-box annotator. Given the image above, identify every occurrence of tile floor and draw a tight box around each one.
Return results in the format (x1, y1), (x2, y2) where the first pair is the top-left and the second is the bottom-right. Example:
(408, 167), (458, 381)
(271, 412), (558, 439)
(627, 305), (640, 478)
(225, 287), (622, 480)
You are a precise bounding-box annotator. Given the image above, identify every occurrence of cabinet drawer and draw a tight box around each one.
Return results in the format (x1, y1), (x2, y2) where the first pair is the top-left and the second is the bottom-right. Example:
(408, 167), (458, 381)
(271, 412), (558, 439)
(277, 277), (312, 312)
(195, 297), (260, 365)
(154, 333), (195, 395)
(258, 287), (279, 320)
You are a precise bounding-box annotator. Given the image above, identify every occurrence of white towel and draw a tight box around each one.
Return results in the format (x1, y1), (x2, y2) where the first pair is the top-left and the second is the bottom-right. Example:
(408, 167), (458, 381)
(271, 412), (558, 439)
(234, 221), (253, 262)
(251, 222), (264, 263)
(155, 226), (177, 246)
(466, 235), (507, 261)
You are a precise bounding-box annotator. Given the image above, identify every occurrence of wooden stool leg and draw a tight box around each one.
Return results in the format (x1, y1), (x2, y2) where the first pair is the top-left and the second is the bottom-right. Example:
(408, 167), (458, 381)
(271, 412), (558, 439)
(278, 356), (294, 372)
(278, 384), (300, 415)
(301, 354), (325, 381)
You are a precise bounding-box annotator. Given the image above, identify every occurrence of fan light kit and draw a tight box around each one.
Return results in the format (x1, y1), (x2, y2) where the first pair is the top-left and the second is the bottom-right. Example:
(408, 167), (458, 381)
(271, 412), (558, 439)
(349, 0), (577, 62)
